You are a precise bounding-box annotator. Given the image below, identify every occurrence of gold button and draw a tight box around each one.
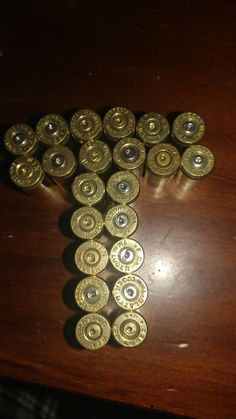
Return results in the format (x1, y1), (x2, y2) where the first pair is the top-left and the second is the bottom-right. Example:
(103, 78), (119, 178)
(112, 274), (148, 310)
(75, 276), (109, 312)
(112, 311), (147, 347)
(75, 313), (111, 350)
(110, 238), (144, 273)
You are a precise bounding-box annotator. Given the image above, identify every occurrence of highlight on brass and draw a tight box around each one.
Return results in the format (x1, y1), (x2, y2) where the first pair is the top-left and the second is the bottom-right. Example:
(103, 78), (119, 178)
(172, 112), (205, 147)
(112, 274), (148, 311)
(103, 107), (135, 141)
(75, 240), (109, 275)
(36, 114), (70, 147)
(105, 204), (138, 238)
(70, 109), (102, 143)
(106, 170), (140, 204)
(113, 137), (146, 172)
(42, 146), (77, 180)
(10, 155), (44, 190)
(146, 143), (180, 184)
(136, 112), (170, 146)
(79, 140), (112, 173)
(110, 238), (144, 273)
(112, 311), (147, 347)
(75, 313), (111, 350)
(180, 144), (215, 180)
(75, 276), (109, 312)
(72, 172), (105, 206)
(71, 206), (104, 240)
(4, 124), (38, 156)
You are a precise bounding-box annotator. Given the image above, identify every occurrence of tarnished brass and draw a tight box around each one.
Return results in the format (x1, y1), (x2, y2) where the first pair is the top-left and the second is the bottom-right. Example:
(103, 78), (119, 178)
(103, 107), (135, 141)
(146, 143), (180, 187)
(75, 313), (111, 350)
(75, 240), (109, 275)
(71, 206), (104, 240)
(113, 137), (146, 173)
(42, 146), (77, 180)
(79, 140), (112, 173)
(72, 173), (105, 206)
(105, 204), (138, 238)
(112, 311), (147, 347)
(75, 276), (109, 312)
(106, 171), (140, 204)
(4, 124), (38, 156)
(110, 238), (144, 273)
(172, 112), (205, 147)
(70, 109), (102, 143)
(112, 274), (148, 310)
(10, 156), (44, 190)
(136, 112), (170, 146)
(36, 114), (70, 147)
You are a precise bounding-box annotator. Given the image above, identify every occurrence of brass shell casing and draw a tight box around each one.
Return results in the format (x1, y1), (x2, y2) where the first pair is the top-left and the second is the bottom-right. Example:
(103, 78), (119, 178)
(112, 274), (148, 310)
(72, 172), (105, 206)
(146, 143), (180, 187)
(172, 112), (205, 147)
(112, 311), (147, 347)
(70, 109), (102, 143)
(79, 140), (112, 173)
(136, 112), (170, 146)
(42, 146), (77, 180)
(4, 124), (38, 156)
(75, 313), (111, 350)
(110, 238), (144, 273)
(10, 156), (44, 190)
(75, 240), (109, 275)
(106, 171), (140, 204)
(103, 107), (136, 141)
(105, 204), (138, 238)
(75, 276), (109, 312)
(113, 137), (146, 172)
(36, 114), (70, 147)
(71, 206), (104, 240)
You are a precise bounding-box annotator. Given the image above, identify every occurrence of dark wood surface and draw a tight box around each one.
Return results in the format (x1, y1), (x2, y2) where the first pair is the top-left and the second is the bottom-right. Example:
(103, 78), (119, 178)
(0, 1), (236, 418)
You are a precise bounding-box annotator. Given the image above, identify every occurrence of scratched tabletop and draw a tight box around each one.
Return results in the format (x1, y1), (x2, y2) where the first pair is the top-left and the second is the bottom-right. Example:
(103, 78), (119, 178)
(0, 1), (236, 419)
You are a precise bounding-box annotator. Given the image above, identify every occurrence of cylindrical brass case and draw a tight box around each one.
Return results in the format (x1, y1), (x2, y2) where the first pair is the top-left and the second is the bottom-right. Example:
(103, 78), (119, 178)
(75, 313), (111, 350)
(105, 204), (138, 238)
(42, 146), (77, 181)
(112, 311), (147, 347)
(71, 206), (104, 240)
(172, 112), (205, 147)
(110, 238), (144, 273)
(106, 171), (140, 204)
(113, 137), (146, 174)
(146, 143), (180, 187)
(10, 155), (44, 191)
(75, 240), (109, 275)
(136, 112), (170, 146)
(112, 274), (148, 310)
(72, 173), (105, 206)
(70, 109), (102, 143)
(103, 107), (135, 141)
(4, 124), (38, 156)
(79, 140), (112, 173)
(36, 114), (70, 147)
(75, 276), (109, 312)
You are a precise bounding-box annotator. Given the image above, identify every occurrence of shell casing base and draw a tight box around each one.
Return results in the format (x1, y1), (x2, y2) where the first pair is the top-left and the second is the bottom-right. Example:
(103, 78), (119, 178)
(10, 156), (44, 190)
(75, 313), (111, 350)
(42, 146), (77, 181)
(146, 143), (180, 180)
(113, 137), (146, 172)
(112, 274), (148, 310)
(103, 107), (135, 141)
(70, 109), (102, 143)
(75, 240), (109, 275)
(4, 124), (38, 156)
(105, 204), (138, 238)
(106, 170), (140, 204)
(136, 112), (170, 146)
(110, 238), (144, 273)
(36, 114), (70, 147)
(71, 206), (104, 240)
(72, 172), (105, 206)
(75, 276), (109, 312)
(79, 140), (112, 173)
(172, 112), (205, 147)
(180, 144), (214, 180)
(112, 311), (147, 347)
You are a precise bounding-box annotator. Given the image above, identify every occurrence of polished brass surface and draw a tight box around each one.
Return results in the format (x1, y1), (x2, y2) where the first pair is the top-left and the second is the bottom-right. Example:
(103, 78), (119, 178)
(75, 276), (109, 312)
(71, 172), (105, 206)
(71, 206), (104, 240)
(42, 146), (77, 179)
(112, 274), (148, 310)
(105, 204), (138, 238)
(4, 124), (38, 156)
(146, 143), (180, 178)
(75, 240), (109, 275)
(10, 156), (44, 190)
(75, 313), (111, 350)
(70, 109), (102, 143)
(103, 107), (135, 141)
(136, 112), (170, 146)
(172, 112), (205, 147)
(36, 114), (70, 147)
(112, 311), (147, 347)
(110, 238), (144, 273)
(79, 140), (112, 173)
(113, 137), (146, 172)
(180, 144), (215, 180)
(106, 171), (140, 204)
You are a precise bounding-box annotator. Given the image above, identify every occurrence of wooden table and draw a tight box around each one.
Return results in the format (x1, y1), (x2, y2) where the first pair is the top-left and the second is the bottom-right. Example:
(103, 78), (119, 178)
(0, 1), (236, 418)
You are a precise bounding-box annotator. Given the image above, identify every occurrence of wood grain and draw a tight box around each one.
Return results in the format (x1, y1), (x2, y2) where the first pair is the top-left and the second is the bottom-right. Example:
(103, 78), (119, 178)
(0, 1), (236, 418)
